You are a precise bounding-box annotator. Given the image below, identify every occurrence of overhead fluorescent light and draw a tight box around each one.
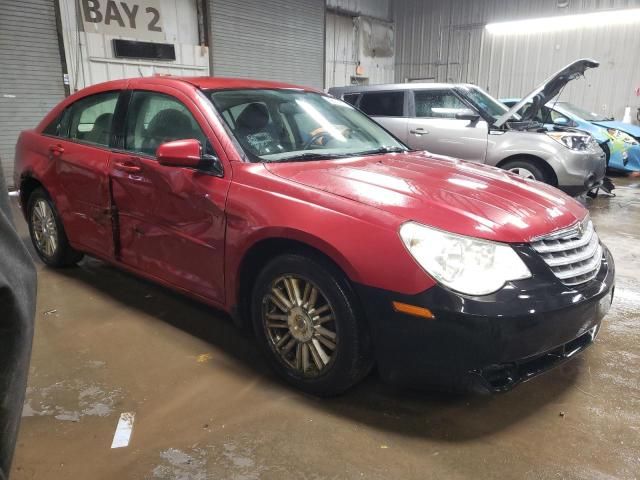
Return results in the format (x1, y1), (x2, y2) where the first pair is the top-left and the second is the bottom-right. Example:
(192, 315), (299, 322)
(486, 8), (640, 35)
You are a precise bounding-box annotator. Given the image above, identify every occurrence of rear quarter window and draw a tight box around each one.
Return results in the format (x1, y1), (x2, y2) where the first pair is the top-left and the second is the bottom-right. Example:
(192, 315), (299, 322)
(359, 91), (404, 117)
(342, 93), (360, 106)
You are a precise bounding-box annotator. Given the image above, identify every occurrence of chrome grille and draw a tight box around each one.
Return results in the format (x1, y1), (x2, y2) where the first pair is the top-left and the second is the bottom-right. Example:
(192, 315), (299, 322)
(531, 219), (603, 286)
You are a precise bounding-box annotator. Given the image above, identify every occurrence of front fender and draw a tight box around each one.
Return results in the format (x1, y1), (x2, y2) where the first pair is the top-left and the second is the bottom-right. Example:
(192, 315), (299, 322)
(223, 163), (436, 310)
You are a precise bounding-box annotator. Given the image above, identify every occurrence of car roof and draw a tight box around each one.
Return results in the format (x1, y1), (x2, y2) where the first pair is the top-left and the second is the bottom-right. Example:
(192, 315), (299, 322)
(75, 76), (321, 95)
(328, 83), (474, 94)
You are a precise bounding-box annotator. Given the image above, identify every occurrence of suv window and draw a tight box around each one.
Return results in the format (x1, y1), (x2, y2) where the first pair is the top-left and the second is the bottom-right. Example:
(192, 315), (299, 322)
(342, 94), (359, 106)
(67, 91), (119, 146)
(414, 90), (467, 118)
(125, 91), (207, 156)
(359, 91), (404, 117)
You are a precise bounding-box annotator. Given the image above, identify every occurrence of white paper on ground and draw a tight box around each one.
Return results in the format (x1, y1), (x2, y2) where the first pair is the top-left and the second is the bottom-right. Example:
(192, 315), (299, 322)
(111, 412), (135, 448)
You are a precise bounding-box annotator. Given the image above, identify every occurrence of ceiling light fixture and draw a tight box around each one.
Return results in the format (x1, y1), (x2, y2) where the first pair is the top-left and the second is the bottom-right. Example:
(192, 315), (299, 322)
(486, 8), (640, 35)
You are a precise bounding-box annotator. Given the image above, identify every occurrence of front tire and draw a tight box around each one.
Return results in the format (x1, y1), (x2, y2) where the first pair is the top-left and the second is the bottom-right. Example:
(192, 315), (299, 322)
(251, 253), (373, 396)
(27, 188), (83, 267)
(502, 158), (549, 183)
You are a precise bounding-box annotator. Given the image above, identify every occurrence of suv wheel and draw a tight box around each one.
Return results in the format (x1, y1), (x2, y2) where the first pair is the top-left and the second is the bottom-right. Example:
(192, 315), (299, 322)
(252, 253), (373, 396)
(502, 159), (549, 183)
(27, 188), (83, 267)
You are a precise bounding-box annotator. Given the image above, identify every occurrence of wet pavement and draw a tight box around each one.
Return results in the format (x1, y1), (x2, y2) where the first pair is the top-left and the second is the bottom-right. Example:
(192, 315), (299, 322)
(9, 178), (640, 479)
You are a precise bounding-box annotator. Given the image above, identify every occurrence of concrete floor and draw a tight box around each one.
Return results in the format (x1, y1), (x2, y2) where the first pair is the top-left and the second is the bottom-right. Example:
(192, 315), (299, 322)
(9, 177), (640, 480)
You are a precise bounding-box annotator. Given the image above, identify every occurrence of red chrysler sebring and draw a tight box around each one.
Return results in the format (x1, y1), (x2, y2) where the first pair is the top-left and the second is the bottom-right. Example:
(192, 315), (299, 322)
(14, 77), (614, 395)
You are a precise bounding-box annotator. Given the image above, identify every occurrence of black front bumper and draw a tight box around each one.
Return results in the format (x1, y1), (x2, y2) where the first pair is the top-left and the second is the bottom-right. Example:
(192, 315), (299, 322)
(356, 245), (615, 393)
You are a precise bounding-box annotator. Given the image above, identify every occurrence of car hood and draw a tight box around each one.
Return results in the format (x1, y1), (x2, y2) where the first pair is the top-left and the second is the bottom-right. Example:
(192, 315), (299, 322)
(265, 152), (587, 243)
(594, 120), (640, 137)
(495, 58), (600, 128)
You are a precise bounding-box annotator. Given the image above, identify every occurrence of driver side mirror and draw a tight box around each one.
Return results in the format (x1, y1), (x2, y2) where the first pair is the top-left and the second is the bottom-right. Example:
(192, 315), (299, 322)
(553, 117), (570, 126)
(157, 139), (202, 167)
(455, 109), (481, 122)
(157, 139), (223, 176)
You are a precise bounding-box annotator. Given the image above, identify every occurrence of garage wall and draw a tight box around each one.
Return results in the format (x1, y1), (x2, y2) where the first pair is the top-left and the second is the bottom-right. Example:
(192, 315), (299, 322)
(0, 0), (66, 185)
(208, 0), (325, 89)
(326, 12), (395, 89)
(59, 0), (209, 92)
(394, 0), (640, 120)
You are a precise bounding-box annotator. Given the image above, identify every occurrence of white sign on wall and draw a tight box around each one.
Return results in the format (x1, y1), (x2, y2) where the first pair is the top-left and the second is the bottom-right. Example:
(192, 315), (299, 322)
(81, 0), (166, 41)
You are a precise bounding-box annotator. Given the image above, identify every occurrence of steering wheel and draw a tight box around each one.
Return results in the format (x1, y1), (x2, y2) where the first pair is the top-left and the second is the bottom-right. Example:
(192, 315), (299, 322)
(302, 128), (353, 150)
(302, 131), (334, 150)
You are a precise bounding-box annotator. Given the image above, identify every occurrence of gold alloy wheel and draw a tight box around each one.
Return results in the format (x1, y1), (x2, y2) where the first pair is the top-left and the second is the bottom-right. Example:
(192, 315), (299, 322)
(262, 275), (338, 377)
(31, 199), (58, 258)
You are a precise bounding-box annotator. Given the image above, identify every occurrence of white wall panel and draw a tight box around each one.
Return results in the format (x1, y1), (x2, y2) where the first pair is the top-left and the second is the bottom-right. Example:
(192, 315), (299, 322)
(59, 0), (208, 92)
(394, 0), (640, 120)
(327, 0), (391, 20)
(325, 13), (395, 89)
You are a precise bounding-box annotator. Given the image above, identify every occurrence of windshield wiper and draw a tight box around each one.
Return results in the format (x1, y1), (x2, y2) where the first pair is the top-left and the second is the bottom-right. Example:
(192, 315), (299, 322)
(355, 146), (407, 156)
(268, 152), (351, 162)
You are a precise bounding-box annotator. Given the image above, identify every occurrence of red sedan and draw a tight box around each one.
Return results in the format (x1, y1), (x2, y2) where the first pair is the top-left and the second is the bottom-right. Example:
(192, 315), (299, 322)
(14, 77), (614, 395)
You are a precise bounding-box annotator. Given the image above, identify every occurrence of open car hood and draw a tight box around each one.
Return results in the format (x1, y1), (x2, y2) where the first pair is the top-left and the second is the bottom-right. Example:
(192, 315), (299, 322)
(494, 58), (600, 128)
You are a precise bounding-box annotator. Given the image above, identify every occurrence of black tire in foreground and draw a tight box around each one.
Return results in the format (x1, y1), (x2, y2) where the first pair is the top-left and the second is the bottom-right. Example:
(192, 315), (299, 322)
(252, 253), (373, 396)
(27, 188), (83, 267)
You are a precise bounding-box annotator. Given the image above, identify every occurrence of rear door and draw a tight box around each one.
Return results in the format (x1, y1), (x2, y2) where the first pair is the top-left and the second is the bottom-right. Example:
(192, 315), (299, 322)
(41, 90), (120, 257)
(109, 86), (230, 304)
(408, 89), (488, 162)
(357, 91), (408, 141)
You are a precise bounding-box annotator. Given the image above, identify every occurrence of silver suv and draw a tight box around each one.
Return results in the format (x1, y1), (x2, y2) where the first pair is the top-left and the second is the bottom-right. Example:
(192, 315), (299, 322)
(329, 59), (606, 196)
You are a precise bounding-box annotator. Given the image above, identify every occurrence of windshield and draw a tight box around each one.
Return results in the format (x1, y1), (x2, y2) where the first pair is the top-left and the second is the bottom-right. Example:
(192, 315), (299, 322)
(556, 102), (608, 122)
(456, 86), (516, 123)
(207, 89), (408, 162)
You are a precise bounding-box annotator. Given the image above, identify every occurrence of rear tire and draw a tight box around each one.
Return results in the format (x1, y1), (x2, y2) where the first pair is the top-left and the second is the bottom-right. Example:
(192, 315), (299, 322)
(502, 158), (549, 183)
(27, 188), (83, 267)
(251, 253), (373, 396)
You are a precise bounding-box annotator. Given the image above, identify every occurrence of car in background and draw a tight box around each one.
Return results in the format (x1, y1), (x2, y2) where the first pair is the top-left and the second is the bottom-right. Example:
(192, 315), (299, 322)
(329, 59), (606, 196)
(14, 76), (614, 395)
(502, 99), (640, 173)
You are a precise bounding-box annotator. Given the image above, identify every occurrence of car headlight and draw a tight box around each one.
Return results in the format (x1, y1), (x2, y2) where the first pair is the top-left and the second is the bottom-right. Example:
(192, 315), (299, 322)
(607, 128), (639, 145)
(546, 131), (593, 151)
(399, 222), (532, 296)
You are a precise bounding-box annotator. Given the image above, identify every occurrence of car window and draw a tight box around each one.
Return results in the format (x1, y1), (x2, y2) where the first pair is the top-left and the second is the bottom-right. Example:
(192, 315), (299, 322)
(359, 91), (404, 117)
(342, 94), (359, 106)
(414, 90), (467, 118)
(208, 89), (407, 162)
(67, 91), (119, 147)
(43, 108), (72, 138)
(125, 91), (207, 156)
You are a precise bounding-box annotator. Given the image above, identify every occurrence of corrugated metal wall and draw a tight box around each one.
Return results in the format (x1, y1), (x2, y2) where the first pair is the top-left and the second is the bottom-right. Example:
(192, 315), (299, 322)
(0, 0), (66, 185)
(394, 0), (640, 120)
(209, 0), (325, 89)
(326, 0), (394, 89)
(325, 13), (395, 88)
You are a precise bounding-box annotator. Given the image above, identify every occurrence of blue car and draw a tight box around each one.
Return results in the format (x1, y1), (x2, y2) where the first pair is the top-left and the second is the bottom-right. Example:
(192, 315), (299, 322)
(502, 99), (640, 173)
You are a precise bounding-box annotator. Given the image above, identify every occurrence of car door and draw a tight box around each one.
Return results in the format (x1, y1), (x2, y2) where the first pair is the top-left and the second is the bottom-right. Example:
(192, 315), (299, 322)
(41, 90), (120, 257)
(407, 89), (488, 163)
(109, 87), (230, 304)
(357, 91), (409, 141)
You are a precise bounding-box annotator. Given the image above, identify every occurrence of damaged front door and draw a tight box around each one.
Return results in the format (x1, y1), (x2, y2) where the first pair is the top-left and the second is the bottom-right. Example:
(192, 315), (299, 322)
(109, 88), (229, 304)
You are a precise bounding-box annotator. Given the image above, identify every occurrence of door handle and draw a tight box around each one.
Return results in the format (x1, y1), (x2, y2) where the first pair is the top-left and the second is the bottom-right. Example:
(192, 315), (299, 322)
(114, 161), (142, 174)
(410, 128), (429, 136)
(48, 144), (64, 159)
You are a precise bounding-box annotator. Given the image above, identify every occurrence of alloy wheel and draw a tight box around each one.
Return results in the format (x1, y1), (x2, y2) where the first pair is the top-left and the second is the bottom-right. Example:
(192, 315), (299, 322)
(262, 275), (338, 377)
(508, 167), (536, 180)
(31, 199), (58, 258)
